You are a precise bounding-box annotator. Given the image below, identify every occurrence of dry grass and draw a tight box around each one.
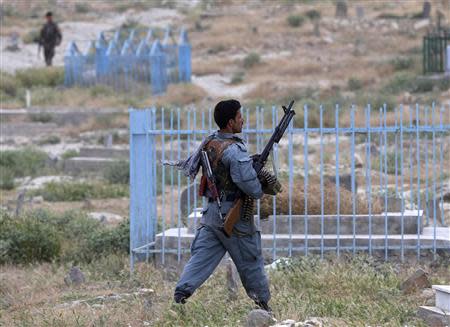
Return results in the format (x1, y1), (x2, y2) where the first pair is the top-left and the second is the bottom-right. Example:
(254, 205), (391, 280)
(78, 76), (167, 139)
(1, 253), (449, 326)
(260, 177), (383, 218)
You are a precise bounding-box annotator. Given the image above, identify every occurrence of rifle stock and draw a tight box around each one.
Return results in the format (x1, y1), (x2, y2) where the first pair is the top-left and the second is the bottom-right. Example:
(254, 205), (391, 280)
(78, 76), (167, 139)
(222, 198), (243, 237)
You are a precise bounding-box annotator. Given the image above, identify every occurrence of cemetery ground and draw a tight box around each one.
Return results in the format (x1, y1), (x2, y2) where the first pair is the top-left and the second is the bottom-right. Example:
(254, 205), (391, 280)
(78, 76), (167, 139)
(1, 0), (450, 326)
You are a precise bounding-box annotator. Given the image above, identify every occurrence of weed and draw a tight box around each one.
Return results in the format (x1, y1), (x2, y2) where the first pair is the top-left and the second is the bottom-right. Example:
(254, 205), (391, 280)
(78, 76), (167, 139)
(231, 71), (245, 85)
(391, 57), (414, 71)
(38, 135), (60, 145)
(74, 3), (91, 13)
(15, 67), (64, 88)
(287, 14), (305, 28)
(31, 181), (129, 202)
(347, 78), (363, 91)
(22, 29), (40, 44)
(103, 161), (130, 185)
(243, 52), (261, 69)
(61, 149), (79, 160)
(0, 148), (48, 178)
(28, 112), (53, 123)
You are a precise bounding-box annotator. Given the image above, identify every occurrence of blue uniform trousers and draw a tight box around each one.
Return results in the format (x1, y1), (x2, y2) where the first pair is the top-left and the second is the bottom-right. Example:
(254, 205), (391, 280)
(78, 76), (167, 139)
(175, 224), (270, 303)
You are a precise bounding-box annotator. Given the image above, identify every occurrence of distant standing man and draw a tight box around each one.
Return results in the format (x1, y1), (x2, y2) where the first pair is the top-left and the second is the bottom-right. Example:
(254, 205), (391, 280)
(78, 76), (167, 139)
(170, 99), (282, 312)
(39, 11), (62, 66)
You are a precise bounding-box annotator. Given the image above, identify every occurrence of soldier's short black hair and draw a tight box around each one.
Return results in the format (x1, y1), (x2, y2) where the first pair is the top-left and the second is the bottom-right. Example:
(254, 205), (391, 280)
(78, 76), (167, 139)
(45, 11), (53, 17)
(214, 99), (241, 129)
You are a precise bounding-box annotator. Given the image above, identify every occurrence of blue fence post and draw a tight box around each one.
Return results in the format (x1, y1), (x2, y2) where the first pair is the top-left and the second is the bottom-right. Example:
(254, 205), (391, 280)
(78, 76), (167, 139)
(64, 41), (81, 86)
(105, 40), (118, 89)
(178, 28), (191, 82)
(121, 40), (131, 91)
(150, 40), (167, 95)
(129, 109), (154, 271)
(95, 32), (107, 80)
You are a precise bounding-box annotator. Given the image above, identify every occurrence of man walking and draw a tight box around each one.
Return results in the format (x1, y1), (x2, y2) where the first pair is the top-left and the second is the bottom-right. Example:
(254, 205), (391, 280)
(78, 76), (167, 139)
(172, 99), (282, 312)
(39, 11), (62, 66)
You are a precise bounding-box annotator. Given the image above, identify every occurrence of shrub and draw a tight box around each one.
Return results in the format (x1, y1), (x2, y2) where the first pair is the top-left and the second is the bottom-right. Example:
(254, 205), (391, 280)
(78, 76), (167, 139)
(0, 209), (130, 264)
(75, 3), (91, 13)
(413, 78), (434, 93)
(0, 148), (48, 178)
(28, 112), (53, 123)
(15, 67), (64, 88)
(0, 72), (20, 97)
(305, 9), (321, 20)
(89, 84), (114, 97)
(38, 135), (60, 145)
(22, 29), (40, 44)
(0, 168), (15, 190)
(391, 57), (414, 71)
(31, 181), (129, 202)
(0, 211), (61, 264)
(347, 78), (363, 91)
(382, 72), (416, 94)
(104, 161), (130, 184)
(61, 149), (79, 160)
(439, 77), (450, 91)
(230, 71), (245, 85)
(287, 14), (305, 27)
(243, 52), (261, 69)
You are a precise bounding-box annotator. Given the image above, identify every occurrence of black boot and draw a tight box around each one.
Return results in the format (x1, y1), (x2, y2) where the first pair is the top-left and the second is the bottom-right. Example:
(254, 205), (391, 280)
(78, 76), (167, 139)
(174, 291), (188, 304)
(255, 300), (272, 313)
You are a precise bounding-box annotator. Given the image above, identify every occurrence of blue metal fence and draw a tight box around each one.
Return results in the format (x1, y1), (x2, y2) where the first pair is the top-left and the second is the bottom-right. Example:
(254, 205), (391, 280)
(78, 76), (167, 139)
(129, 104), (450, 270)
(64, 27), (191, 95)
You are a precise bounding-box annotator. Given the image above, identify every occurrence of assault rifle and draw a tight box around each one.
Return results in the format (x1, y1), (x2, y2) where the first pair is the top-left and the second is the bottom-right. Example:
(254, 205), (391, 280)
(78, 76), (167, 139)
(200, 150), (224, 221)
(222, 100), (296, 237)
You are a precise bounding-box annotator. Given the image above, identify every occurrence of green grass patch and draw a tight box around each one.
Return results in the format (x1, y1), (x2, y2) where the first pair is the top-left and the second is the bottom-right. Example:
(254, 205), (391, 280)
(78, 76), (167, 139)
(31, 181), (128, 202)
(0, 148), (48, 189)
(243, 52), (261, 69)
(0, 209), (129, 264)
(287, 14), (305, 28)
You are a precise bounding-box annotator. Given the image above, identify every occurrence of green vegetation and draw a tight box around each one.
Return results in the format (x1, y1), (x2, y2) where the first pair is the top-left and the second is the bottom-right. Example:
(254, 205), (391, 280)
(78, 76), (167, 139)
(347, 78), (363, 91)
(243, 52), (261, 69)
(61, 149), (79, 160)
(0, 209), (129, 264)
(391, 57), (414, 71)
(230, 71), (245, 85)
(103, 161), (130, 185)
(75, 3), (91, 13)
(30, 181), (129, 202)
(0, 148), (48, 189)
(38, 135), (60, 145)
(28, 112), (54, 123)
(287, 14), (305, 27)
(22, 29), (40, 44)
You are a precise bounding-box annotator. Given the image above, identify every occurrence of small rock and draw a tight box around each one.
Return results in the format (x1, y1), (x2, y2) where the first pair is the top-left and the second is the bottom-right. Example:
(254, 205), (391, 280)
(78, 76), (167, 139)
(64, 266), (85, 286)
(414, 19), (430, 31)
(88, 212), (124, 224)
(246, 309), (276, 327)
(401, 268), (431, 294)
(32, 196), (44, 204)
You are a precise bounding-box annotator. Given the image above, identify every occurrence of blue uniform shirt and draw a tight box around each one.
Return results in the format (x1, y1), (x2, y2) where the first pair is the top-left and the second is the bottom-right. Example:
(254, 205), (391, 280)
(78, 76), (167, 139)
(200, 132), (263, 234)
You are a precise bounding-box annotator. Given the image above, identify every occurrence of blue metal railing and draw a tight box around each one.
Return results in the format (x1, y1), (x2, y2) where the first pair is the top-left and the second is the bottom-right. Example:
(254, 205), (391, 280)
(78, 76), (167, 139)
(64, 27), (191, 95)
(129, 104), (450, 271)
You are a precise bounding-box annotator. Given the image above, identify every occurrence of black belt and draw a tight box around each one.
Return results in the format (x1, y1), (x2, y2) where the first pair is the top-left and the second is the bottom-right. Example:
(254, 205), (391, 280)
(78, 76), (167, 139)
(208, 193), (237, 202)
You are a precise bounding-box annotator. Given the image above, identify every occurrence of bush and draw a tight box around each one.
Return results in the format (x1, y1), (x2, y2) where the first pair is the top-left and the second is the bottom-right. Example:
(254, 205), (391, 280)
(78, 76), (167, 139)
(0, 211), (61, 264)
(391, 57), (414, 71)
(0, 168), (15, 190)
(104, 161), (130, 184)
(22, 29), (40, 44)
(61, 149), (79, 160)
(75, 3), (91, 13)
(243, 52), (261, 69)
(31, 181), (129, 202)
(15, 67), (64, 88)
(0, 209), (130, 264)
(230, 71), (245, 84)
(305, 9), (321, 20)
(347, 78), (363, 91)
(0, 72), (20, 97)
(382, 72), (416, 94)
(0, 148), (48, 178)
(28, 112), (53, 123)
(38, 135), (60, 145)
(413, 78), (434, 93)
(287, 14), (305, 27)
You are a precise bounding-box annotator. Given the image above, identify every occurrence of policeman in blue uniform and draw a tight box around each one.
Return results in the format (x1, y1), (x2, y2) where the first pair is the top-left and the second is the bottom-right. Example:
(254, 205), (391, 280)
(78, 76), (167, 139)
(173, 99), (281, 312)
